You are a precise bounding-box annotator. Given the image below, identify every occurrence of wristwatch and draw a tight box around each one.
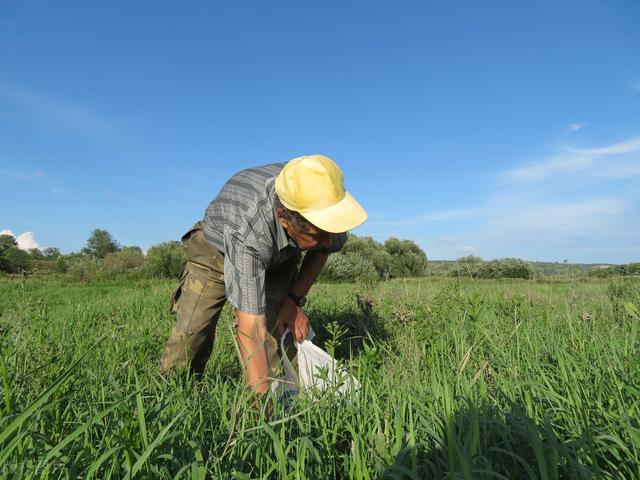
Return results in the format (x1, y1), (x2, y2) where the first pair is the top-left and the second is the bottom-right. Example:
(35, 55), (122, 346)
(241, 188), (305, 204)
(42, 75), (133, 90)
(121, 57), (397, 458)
(287, 291), (307, 308)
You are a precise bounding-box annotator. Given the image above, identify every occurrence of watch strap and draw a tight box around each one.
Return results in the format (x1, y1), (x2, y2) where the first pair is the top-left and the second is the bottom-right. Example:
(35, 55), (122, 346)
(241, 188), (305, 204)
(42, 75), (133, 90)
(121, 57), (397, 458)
(287, 291), (305, 307)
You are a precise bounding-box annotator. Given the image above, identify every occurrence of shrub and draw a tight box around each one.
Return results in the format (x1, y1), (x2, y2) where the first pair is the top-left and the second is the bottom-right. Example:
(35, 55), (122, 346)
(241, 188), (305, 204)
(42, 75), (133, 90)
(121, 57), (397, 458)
(475, 258), (537, 280)
(449, 255), (484, 277)
(144, 241), (186, 278)
(103, 247), (145, 274)
(319, 252), (378, 283)
(589, 263), (640, 278)
(384, 237), (428, 278)
(341, 235), (392, 278)
(67, 255), (102, 281)
(0, 234), (31, 273)
(55, 256), (68, 274)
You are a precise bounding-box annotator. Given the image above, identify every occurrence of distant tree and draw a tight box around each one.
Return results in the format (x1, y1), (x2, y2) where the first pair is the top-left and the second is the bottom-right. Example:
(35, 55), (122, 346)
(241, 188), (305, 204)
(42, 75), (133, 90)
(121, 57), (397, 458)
(319, 252), (378, 283)
(82, 229), (120, 259)
(341, 235), (392, 278)
(43, 247), (61, 258)
(103, 247), (145, 274)
(457, 255), (483, 264)
(144, 241), (186, 278)
(55, 256), (68, 273)
(450, 255), (484, 277)
(0, 234), (31, 273)
(475, 258), (536, 280)
(383, 237), (428, 278)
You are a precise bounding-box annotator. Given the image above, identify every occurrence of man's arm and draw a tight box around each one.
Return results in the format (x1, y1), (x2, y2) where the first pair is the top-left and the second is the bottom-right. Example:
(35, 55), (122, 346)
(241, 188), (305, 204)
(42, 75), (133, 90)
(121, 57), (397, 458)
(291, 250), (328, 298)
(277, 251), (329, 341)
(236, 310), (270, 394)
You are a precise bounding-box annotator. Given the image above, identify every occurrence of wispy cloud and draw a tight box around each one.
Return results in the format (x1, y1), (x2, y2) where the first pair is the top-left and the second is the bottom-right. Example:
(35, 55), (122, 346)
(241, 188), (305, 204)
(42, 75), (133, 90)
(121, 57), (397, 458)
(0, 83), (111, 138)
(567, 137), (640, 156)
(360, 134), (640, 262)
(429, 235), (479, 257)
(366, 207), (482, 228)
(1, 169), (46, 182)
(568, 123), (585, 132)
(49, 186), (74, 200)
(104, 190), (132, 201)
(485, 197), (627, 235)
(502, 137), (640, 182)
(1, 169), (73, 199)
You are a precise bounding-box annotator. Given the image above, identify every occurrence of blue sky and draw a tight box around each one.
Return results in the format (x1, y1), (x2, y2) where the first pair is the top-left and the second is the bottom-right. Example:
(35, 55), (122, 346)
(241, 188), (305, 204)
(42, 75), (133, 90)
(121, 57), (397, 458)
(1, 0), (639, 263)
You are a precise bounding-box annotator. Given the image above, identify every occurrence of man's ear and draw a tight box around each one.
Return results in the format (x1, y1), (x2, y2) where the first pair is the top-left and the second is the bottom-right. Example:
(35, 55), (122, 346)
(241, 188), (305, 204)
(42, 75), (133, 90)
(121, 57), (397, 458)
(275, 207), (289, 230)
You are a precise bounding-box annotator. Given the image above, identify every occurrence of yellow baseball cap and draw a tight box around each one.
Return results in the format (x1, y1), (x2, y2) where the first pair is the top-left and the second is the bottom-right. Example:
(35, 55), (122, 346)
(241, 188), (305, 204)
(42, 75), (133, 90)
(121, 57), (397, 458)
(275, 155), (367, 233)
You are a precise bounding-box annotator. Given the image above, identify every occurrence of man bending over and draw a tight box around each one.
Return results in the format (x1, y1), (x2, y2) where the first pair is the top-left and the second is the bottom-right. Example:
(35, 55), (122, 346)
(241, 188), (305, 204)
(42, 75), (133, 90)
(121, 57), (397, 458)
(159, 155), (367, 394)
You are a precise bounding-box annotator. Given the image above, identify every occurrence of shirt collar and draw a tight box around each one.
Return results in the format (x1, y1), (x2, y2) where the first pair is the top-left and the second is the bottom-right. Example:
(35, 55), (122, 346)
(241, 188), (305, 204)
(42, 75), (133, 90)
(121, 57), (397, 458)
(275, 215), (295, 250)
(269, 176), (299, 251)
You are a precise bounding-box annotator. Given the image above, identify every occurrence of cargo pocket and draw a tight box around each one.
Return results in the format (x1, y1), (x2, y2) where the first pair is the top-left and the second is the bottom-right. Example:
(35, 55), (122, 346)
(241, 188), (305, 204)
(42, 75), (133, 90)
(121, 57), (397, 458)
(169, 267), (188, 314)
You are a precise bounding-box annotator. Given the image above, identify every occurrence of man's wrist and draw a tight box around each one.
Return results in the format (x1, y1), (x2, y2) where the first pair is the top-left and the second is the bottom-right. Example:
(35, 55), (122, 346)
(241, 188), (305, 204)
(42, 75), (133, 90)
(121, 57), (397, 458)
(287, 291), (306, 307)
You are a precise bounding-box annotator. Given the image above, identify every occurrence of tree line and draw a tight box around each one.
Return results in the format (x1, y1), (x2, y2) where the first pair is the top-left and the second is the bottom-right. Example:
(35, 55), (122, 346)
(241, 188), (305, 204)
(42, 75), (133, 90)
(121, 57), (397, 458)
(0, 229), (185, 280)
(2, 229), (636, 281)
(0, 229), (431, 282)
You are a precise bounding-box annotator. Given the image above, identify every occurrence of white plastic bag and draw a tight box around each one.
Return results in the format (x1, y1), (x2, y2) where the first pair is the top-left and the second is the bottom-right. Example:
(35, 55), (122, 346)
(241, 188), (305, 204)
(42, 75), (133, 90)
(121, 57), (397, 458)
(274, 327), (359, 398)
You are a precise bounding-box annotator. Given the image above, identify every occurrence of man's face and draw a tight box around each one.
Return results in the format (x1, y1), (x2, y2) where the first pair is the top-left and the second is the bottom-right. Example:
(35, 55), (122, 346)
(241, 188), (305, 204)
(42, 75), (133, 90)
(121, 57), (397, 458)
(276, 209), (332, 251)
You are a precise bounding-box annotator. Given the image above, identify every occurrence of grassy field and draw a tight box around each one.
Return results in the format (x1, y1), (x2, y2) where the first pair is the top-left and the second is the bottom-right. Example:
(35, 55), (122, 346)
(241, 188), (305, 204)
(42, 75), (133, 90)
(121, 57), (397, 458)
(0, 274), (639, 479)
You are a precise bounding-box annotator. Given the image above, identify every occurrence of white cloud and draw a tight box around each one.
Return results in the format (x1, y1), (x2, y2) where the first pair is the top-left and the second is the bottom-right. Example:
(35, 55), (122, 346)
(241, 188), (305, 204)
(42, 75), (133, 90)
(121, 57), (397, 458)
(361, 134), (640, 262)
(2, 169), (46, 183)
(484, 197), (627, 236)
(366, 207), (481, 229)
(568, 123), (585, 132)
(49, 186), (74, 200)
(104, 190), (132, 201)
(1, 169), (73, 199)
(422, 235), (481, 259)
(0, 230), (42, 251)
(504, 153), (595, 182)
(460, 245), (478, 254)
(568, 137), (640, 156)
(502, 136), (640, 182)
(0, 83), (111, 138)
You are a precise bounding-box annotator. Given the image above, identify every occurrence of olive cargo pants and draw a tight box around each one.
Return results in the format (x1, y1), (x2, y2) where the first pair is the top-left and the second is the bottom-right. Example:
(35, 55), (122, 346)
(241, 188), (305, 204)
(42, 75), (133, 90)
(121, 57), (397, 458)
(159, 222), (299, 377)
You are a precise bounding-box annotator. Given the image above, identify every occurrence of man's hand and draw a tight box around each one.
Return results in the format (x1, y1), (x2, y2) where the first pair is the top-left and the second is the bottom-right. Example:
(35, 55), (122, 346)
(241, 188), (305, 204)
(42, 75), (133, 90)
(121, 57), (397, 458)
(276, 296), (309, 342)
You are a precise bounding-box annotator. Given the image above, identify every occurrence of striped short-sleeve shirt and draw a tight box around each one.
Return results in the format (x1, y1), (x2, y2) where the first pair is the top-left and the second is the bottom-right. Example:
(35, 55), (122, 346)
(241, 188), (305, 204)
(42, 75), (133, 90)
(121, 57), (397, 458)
(201, 163), (347, 315)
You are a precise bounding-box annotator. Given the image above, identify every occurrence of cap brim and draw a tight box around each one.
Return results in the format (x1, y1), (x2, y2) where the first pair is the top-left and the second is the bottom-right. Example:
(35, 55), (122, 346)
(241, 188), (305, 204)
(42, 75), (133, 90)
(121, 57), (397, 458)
(300, 191), (367, 233)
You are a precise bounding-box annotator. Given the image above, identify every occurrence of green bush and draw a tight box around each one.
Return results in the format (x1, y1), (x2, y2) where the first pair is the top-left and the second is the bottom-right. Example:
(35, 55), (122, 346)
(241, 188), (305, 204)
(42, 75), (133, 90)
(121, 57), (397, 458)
(449, 255), (484, 277)
(144, 241), (186, 278)
(589, 263), (640, 278)
(384, 237), (428, 278)
(320, 234), (429, 282)
(341, 235), (392, 278)
(475, 258), (537, 280)
(55, 256), (68, 274)
(0, 235), (31, 273)
(67, 255), (102, 281)
(103, 247), (145, 274)
(319, 252), (378, 283)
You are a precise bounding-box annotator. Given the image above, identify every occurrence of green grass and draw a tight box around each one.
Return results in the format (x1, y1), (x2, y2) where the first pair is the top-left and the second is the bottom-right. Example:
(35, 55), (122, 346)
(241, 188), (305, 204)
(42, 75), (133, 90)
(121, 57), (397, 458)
(0, 275), (638, 478)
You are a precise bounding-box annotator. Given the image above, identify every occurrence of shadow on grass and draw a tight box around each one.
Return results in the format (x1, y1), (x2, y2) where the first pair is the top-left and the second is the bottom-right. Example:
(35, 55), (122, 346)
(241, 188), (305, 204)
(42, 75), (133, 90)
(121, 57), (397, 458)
(305, 293), (390, 360)
(379, 399), (631, 480)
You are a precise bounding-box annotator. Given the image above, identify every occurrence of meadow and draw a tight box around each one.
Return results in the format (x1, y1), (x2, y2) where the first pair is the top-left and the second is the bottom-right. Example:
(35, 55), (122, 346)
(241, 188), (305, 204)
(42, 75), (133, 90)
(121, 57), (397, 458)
(0, 274), (638, 479)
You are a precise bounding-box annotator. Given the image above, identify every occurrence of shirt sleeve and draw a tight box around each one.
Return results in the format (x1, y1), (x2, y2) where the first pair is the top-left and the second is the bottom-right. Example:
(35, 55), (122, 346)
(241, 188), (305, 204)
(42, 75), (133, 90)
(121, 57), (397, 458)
(223, 230), (266, 315)
(320, 232), (348, 254)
